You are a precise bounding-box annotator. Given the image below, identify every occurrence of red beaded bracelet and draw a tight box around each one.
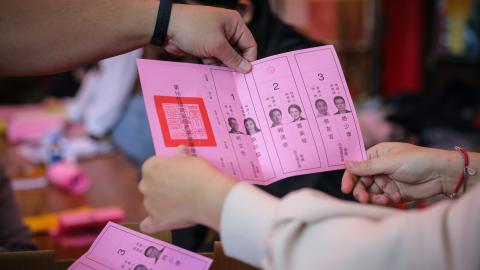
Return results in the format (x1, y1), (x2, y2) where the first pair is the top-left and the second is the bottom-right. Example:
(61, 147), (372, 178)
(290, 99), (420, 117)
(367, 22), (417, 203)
(448, 146), (477, 199)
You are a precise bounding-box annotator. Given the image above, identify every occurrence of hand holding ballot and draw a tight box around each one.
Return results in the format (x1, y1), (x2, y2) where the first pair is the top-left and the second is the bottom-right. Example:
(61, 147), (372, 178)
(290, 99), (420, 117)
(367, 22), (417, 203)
(165, 4), (257, 73)
(342, 142), (480, 205)
(139, 146), (236, 233)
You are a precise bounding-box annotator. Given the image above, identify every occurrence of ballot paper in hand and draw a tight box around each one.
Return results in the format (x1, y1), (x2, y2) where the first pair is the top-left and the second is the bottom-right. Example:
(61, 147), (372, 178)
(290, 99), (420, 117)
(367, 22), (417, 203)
(138, 45), (366, 185)
(68, 222), (212, 270)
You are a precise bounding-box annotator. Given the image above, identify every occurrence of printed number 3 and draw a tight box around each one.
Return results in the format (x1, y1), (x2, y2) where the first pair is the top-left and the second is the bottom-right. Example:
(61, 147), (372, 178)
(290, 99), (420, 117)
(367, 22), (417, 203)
(273, 82), (279, 90)
(317, 73), (325, 81)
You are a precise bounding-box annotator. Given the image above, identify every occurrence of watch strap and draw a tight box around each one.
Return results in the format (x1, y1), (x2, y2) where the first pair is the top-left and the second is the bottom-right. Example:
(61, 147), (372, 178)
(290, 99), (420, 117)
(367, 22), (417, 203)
(151, 0), (173, 46)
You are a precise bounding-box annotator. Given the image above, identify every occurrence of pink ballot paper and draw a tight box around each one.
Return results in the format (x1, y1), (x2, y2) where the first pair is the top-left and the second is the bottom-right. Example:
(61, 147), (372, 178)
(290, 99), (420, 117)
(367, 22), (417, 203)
(69, 222), (212, 270)
(138, 45), (367, 185)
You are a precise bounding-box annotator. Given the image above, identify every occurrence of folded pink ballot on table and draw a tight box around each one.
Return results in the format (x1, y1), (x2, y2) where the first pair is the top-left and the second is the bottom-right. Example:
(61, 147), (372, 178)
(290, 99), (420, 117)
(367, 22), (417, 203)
(138, 45), (367, 185)
(69, 222), (212, 270)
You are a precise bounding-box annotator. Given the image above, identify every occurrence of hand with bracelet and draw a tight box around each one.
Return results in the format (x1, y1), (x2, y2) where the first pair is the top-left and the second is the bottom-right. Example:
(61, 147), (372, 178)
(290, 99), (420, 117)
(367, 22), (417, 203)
(342, 142), (479, 205)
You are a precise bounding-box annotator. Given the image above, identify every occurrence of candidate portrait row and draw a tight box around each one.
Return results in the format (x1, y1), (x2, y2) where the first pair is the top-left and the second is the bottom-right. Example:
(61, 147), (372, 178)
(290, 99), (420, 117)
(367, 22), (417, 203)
(227, 96), (351, 134)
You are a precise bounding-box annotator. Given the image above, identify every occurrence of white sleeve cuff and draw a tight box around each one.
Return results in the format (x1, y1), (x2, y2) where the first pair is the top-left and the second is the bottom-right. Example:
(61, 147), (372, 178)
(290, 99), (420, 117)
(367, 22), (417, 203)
(220, 182), (279, 268)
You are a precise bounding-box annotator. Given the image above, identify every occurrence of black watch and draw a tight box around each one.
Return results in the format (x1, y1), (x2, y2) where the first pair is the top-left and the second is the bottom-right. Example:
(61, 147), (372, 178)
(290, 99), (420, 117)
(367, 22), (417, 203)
(151, 0), (173, 46)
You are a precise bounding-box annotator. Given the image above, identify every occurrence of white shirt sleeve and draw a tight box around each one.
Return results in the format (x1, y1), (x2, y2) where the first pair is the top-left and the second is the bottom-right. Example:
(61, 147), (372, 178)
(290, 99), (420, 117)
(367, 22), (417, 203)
(84, 49), (143, 137)
(220, 182), (480, 270)
(220, 183), (279, 267)
(66, 69), (101, 122)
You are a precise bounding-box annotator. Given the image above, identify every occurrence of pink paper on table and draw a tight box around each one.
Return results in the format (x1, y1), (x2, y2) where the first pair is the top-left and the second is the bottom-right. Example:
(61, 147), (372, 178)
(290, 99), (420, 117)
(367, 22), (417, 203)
(7, 111), (65, 143)
(0, 104), (44, 121)
(68, 222), (212, 270)
(138, 45), (367, 185)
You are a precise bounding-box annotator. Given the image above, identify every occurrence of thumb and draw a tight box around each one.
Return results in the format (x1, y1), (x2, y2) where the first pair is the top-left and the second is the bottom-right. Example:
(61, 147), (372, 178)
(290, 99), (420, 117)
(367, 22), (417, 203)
(214, 39), (252, 73)
(140, 217), (162, 234)
(345, 157), (395, 177)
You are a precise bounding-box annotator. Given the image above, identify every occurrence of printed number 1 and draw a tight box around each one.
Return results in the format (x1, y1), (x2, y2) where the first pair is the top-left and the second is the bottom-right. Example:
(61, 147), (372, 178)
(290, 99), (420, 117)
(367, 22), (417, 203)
(273, 82), (279, 91)
(317, 73), (325, 81)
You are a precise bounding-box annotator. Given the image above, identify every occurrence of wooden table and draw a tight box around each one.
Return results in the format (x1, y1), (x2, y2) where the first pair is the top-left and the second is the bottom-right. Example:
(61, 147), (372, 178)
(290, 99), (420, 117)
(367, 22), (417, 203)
(1, 139), (147, 259)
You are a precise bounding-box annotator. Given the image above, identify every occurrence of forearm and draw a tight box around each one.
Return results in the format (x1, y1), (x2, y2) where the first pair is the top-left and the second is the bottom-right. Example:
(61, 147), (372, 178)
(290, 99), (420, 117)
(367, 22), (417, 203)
(0, 0), (157, 76)
(220, 184), (398, 269)
(221, 184), (480, 270)
(220, 183), (279, 267)
(195, 171), (237, 231)
(266, 194), (461, 270)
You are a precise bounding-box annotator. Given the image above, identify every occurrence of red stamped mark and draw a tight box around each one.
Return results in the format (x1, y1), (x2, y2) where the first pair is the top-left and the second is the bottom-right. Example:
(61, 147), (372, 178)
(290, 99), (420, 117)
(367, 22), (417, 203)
(154, 96), (216, 147)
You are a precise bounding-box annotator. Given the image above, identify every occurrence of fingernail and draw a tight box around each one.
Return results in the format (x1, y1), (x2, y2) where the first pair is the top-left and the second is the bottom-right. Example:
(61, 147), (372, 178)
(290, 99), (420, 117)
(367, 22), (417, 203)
(177, 145), (188, 156)
(239, 60), (251, 73)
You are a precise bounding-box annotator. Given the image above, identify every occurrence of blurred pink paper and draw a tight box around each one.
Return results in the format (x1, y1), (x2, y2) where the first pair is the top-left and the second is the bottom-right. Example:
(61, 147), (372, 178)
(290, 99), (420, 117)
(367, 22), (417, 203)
(69, 222), (212, 270)
(47, 161), (90, 194)
(0, 104), (44, 121)
(7, 111), (65, 143)
(138, 45), (367, 185)
(50, 207), (125, 248)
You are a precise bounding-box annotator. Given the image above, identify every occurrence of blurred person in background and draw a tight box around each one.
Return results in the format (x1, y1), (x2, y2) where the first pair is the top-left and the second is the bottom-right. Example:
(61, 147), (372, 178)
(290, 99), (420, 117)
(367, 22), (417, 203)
(0, 167), (36, 252)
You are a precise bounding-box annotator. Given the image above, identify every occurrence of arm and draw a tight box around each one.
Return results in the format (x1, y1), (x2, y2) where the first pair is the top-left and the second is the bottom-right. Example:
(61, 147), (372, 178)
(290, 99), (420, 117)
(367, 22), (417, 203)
(0, 0), (156, 76)
(221, 183), (480, 270)
(0, 1), (256, 76)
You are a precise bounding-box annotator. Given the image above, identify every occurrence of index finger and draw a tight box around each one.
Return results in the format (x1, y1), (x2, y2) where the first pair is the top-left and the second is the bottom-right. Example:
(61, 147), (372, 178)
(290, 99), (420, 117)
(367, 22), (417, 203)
(341, 169), (357, 194)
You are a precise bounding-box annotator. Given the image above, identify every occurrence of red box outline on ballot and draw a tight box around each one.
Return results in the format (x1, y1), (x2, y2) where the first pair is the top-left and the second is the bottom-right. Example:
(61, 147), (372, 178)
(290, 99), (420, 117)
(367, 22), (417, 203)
(154, 95), (216, 147)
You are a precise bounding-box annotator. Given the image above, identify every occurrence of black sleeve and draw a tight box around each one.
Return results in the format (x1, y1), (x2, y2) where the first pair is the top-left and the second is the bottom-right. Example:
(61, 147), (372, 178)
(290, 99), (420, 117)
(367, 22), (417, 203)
(0, 165), (36, 252)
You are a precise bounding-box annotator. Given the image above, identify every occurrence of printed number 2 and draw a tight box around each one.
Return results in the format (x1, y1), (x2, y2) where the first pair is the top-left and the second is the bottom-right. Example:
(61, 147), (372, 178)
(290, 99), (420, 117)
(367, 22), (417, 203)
(317, 73), (325, 81)
(273, 82), (280, 90)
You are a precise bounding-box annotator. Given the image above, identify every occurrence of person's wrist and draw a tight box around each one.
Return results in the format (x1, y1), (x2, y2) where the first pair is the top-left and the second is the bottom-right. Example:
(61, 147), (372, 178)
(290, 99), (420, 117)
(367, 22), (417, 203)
(195, 171), (236, 230)
(433, 149), (463, 195)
